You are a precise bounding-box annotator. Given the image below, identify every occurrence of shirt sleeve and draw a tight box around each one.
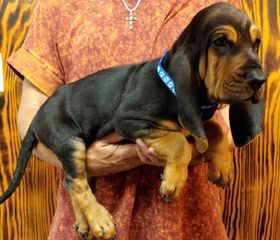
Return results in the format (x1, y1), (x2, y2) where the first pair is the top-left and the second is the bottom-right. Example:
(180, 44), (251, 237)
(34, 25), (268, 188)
(7, 0), (64, 96)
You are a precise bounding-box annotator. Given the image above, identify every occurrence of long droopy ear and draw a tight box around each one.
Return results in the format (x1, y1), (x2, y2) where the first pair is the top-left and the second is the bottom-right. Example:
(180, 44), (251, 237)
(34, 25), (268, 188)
(229, 99), (264, 147)
(169, 53), (208, 153)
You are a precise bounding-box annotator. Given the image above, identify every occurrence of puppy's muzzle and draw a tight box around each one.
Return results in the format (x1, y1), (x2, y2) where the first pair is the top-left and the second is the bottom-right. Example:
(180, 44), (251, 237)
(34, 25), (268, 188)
(245, 69), (266, 90)
(244, 66), (266, 103)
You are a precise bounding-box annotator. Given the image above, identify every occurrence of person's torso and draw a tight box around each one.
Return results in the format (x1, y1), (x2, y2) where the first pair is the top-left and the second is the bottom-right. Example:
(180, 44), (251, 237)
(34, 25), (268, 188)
(56, 0), (225, 82)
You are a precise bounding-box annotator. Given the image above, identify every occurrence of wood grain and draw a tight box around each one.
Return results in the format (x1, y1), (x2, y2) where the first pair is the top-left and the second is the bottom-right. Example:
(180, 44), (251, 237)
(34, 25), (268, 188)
(0, 0), (279, 239)
(0, 1), (57, 240)
(220, 0), (280, 239)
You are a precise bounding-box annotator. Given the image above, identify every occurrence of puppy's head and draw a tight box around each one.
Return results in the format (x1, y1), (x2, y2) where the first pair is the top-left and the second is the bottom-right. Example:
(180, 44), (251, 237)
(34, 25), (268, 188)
(195, 3), (266, 104)
(169, 3), (266, 149)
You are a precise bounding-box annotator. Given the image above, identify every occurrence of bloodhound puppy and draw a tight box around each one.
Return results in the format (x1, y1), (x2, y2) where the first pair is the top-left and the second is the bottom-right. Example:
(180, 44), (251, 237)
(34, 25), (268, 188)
(0, 2), (266, 239)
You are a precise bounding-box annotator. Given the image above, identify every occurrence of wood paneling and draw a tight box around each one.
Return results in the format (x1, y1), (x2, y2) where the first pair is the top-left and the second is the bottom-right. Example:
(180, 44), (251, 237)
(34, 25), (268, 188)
(0, 1), (56, 240)
(220, 0), (280, 239)
(0, 0), (279, 239)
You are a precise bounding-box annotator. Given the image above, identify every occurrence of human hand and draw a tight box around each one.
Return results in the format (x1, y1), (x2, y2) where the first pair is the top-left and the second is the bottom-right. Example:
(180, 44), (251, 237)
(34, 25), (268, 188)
(86, 133), (165, 176)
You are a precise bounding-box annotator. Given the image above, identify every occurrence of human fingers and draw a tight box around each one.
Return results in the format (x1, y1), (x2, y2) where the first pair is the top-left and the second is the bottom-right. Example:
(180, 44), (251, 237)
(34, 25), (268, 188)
(135, 139), (165, 166)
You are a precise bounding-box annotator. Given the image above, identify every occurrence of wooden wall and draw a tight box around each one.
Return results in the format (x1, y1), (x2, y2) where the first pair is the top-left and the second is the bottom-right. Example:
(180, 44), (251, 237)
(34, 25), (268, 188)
(220, 0), (280, 239)
(0, 0), (279, 239)
(0, 1), (57, 240)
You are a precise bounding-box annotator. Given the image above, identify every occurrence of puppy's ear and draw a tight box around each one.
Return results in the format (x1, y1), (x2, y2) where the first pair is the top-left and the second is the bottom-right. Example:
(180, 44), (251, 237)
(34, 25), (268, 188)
(229, 99), (264, 147)
(169, 53), (208, 153)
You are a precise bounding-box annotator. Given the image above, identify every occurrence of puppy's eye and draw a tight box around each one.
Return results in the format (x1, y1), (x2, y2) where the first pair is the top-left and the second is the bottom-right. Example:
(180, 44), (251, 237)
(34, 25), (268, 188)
(254, 38), (261, 52)
(212, 37), (230, 48)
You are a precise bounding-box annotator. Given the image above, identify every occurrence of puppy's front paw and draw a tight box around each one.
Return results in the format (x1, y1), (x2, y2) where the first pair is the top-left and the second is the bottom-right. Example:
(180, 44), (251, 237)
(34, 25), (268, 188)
(160, 169), (187, 202)
(207, 158), (233, 188)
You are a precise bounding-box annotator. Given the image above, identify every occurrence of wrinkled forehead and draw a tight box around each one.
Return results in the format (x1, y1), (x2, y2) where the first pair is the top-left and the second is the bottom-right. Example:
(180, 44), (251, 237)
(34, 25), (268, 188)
(203, 7), (260, 42)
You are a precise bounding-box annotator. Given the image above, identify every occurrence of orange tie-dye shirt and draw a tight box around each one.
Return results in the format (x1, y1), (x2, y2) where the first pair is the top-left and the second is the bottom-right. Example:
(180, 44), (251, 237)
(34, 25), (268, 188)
(8, 0), (239, 239)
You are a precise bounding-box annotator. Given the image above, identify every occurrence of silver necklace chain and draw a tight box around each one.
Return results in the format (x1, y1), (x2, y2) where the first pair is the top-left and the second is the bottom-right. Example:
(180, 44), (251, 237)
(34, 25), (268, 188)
(122, 0), (142, 12)
(121, 0), (142, 30)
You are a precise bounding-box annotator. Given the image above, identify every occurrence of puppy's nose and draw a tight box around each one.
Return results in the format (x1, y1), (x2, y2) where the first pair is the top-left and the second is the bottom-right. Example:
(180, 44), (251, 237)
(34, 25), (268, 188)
(248, 77), (266, 90)
(244, 69), (266, 90)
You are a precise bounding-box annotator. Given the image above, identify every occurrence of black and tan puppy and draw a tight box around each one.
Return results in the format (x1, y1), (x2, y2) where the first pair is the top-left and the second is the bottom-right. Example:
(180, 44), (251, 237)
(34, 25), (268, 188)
(0, 3), (266, 239)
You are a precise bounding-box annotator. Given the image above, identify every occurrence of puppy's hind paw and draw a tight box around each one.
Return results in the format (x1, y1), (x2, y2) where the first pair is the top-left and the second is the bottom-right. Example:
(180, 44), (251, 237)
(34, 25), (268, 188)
(87, 205), (116, 240)
(73, 223), (93, 240)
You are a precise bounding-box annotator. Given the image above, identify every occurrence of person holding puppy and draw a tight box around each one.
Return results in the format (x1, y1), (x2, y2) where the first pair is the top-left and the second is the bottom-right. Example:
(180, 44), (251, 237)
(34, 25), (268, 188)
(8, 0), (238, 239)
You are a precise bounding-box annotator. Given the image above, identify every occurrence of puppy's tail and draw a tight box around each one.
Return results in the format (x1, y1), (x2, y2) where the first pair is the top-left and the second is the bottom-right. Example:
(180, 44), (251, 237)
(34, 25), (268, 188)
(0, 127), (37, 204)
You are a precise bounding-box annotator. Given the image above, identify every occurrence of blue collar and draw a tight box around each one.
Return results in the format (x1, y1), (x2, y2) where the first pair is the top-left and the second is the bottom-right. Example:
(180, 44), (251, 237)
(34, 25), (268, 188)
(157, 51), (218, 112)
(157, 52), (176, 96)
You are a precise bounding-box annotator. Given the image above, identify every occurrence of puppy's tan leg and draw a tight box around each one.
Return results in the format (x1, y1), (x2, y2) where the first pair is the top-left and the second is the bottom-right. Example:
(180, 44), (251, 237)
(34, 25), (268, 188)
(64, 140), (115, 240)
(204, 121), (233, 187)
(142, 130), (192, 202)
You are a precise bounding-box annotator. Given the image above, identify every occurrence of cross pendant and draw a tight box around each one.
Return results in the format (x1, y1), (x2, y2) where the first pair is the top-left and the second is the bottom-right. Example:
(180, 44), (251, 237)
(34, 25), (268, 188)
(125, 11), (137, 30)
